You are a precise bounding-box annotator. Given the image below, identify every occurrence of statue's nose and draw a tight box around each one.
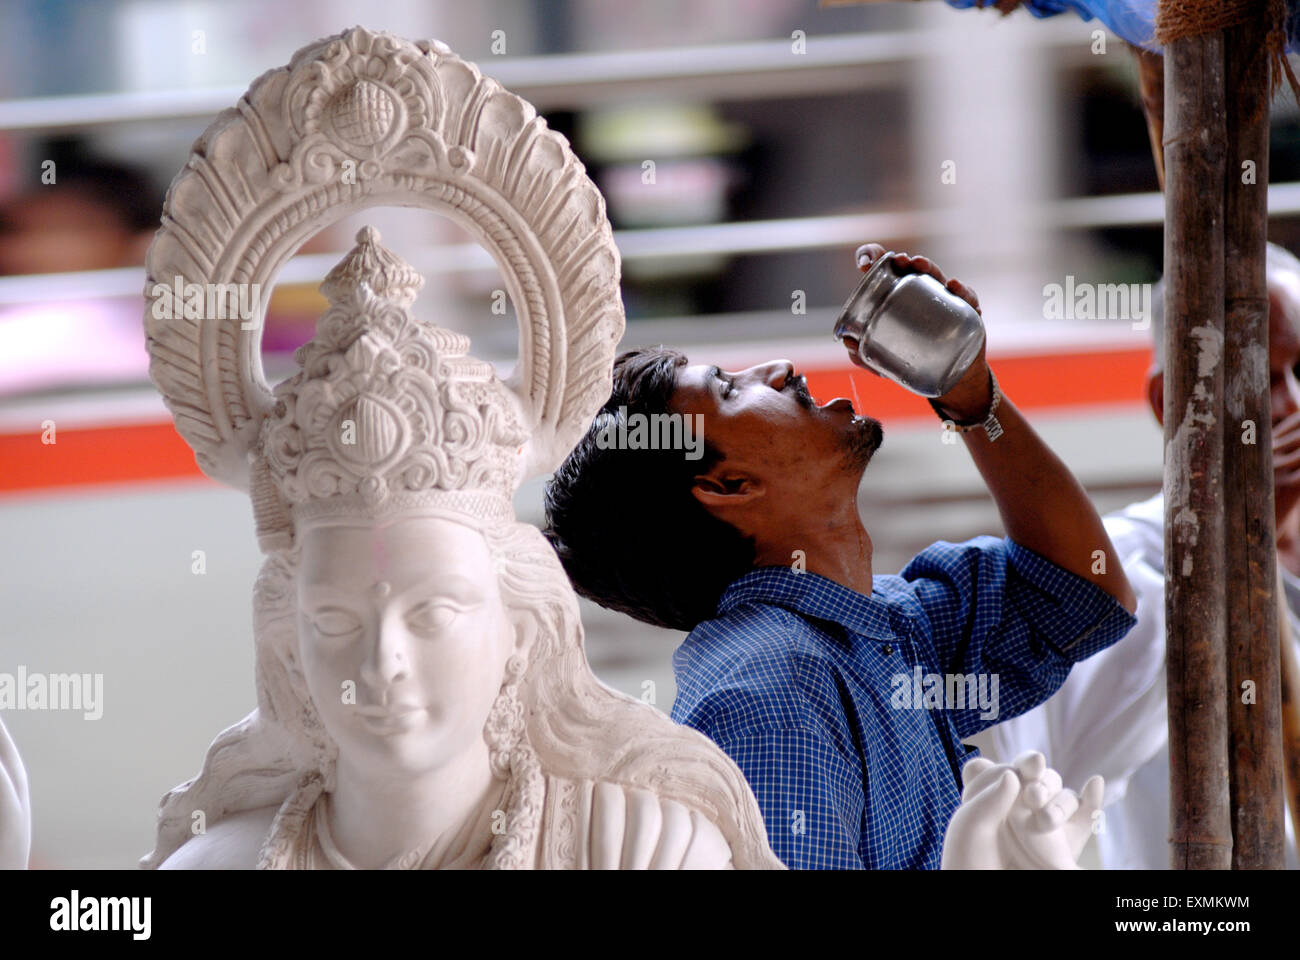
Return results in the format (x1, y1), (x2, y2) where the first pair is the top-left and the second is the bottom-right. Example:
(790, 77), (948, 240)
(361, 619), (411, 690)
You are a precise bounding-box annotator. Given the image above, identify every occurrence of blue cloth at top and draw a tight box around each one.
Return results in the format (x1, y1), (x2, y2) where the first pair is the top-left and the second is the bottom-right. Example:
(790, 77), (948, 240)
(945, 0), (1300, 54)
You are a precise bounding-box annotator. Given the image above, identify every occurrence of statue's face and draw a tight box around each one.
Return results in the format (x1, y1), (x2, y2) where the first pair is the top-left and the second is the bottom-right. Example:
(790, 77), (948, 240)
(296, 516), (515, 776)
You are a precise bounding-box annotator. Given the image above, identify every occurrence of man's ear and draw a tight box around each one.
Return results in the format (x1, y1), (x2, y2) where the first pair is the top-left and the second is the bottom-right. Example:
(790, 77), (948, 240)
(1145, 368), (1164, 428)
(691, 470), (763, 512)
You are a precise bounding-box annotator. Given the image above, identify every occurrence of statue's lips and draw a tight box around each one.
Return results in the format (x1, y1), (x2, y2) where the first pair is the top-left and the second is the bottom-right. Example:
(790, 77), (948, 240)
(357, 704), (425, 731)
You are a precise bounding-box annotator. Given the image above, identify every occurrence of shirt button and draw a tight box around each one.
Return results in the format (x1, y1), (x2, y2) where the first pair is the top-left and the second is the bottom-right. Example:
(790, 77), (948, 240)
(881, 644), (893, 655)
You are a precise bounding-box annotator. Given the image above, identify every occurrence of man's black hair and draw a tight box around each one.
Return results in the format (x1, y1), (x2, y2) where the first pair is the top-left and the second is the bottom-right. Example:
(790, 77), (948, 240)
(57, 157), (161, 233)
(0, 138), (161, 235)
(543, 346), (756, 632)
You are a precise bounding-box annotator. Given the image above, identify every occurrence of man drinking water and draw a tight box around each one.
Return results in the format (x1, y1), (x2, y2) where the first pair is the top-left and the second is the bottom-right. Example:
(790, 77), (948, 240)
(543, 244), (1137, 868)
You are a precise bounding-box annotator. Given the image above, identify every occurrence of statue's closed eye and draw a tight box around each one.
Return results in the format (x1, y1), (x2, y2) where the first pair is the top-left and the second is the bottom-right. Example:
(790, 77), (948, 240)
(404, 601), (459, 637)
(309, 609), (364, 638)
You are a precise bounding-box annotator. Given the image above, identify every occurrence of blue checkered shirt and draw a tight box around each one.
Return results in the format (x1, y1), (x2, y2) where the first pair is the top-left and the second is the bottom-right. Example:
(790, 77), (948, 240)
(670, 537), (1136, 869)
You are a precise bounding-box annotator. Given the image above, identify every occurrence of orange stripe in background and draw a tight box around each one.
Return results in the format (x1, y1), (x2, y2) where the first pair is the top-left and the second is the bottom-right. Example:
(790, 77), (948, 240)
(803, 347), (1151, 422)
(0, 421), (204, 494)
(0, 347), (1153, 496)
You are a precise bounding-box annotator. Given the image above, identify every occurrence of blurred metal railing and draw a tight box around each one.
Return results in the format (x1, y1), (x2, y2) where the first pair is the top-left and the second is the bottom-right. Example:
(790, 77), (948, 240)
(6, 184), (1300, 306)
(0, 25), (1094, 131)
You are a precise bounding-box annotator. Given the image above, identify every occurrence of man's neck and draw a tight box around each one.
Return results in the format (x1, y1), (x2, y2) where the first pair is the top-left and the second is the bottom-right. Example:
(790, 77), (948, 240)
(751, 499), (873, 595)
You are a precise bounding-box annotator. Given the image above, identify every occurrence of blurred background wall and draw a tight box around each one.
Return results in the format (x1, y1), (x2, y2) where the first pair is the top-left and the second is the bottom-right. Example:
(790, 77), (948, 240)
(2, 0), (1297, 868)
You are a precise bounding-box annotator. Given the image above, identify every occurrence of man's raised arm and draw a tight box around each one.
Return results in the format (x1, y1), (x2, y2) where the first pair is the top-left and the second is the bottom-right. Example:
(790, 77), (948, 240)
(849, 245), (1137, 615)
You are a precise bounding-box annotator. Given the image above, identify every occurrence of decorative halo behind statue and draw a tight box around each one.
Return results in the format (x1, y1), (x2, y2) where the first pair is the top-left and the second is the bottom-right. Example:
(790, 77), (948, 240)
(145, 26), (623, 490)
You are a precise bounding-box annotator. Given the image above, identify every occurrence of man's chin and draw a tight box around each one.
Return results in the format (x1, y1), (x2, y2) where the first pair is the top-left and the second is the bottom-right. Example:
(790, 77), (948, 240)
(844, 416), (884, 474)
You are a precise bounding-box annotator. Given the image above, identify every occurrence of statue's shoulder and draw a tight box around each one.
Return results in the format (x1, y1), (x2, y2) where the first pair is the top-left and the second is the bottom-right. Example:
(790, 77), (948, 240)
(540, 775), (733, 869)
(157, 805), (278, 870)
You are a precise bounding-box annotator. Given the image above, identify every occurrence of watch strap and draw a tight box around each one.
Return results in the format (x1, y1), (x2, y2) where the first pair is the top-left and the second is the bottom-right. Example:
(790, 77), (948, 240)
(930, 369), (1003, 442)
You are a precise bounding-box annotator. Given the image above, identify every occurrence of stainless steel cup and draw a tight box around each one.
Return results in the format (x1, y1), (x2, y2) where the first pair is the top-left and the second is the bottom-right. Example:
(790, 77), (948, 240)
(832, 252), (986, 398)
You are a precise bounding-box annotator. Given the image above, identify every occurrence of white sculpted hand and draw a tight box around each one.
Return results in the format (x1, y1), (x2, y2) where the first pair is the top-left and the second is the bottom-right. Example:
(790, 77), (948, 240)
(0, 717), (31, 870)
(589, 782), (732, 869)
(941, 751), (1103, 870)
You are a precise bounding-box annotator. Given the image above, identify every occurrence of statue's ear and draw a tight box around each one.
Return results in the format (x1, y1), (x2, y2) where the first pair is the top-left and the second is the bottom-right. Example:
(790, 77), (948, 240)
(508, 609), (539, 658)
(282, 645), (306, 686)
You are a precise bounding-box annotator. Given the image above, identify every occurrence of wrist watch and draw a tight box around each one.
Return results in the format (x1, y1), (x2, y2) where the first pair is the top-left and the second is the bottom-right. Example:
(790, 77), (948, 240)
(929, 368), (1004, 442)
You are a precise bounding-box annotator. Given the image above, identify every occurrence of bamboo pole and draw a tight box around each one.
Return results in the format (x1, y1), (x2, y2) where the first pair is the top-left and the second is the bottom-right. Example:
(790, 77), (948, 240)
(1163, 31), (1232, 870)
(1224, 13), (1285, 870)
(1132, 45), (1166, 191)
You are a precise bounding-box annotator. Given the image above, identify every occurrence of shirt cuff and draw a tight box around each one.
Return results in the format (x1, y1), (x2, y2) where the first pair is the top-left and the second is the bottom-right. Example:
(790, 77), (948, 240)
(1004, 537), (1138, 662)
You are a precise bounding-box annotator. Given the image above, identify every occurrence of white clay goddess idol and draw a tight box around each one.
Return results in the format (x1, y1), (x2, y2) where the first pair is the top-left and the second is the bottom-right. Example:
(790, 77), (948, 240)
(137, 26), (782, 870)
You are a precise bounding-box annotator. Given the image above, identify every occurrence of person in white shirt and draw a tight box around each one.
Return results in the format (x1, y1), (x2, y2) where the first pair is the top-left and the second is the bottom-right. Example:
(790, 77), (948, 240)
(991, 242), (1300, 869)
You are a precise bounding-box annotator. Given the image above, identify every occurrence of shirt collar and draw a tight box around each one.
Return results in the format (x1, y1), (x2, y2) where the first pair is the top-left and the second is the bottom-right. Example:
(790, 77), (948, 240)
(717, 566), (899, 639)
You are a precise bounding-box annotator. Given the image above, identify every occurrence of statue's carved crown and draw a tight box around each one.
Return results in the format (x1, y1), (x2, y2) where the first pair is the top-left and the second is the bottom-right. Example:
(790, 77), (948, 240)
(253, 227), (527, 548)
